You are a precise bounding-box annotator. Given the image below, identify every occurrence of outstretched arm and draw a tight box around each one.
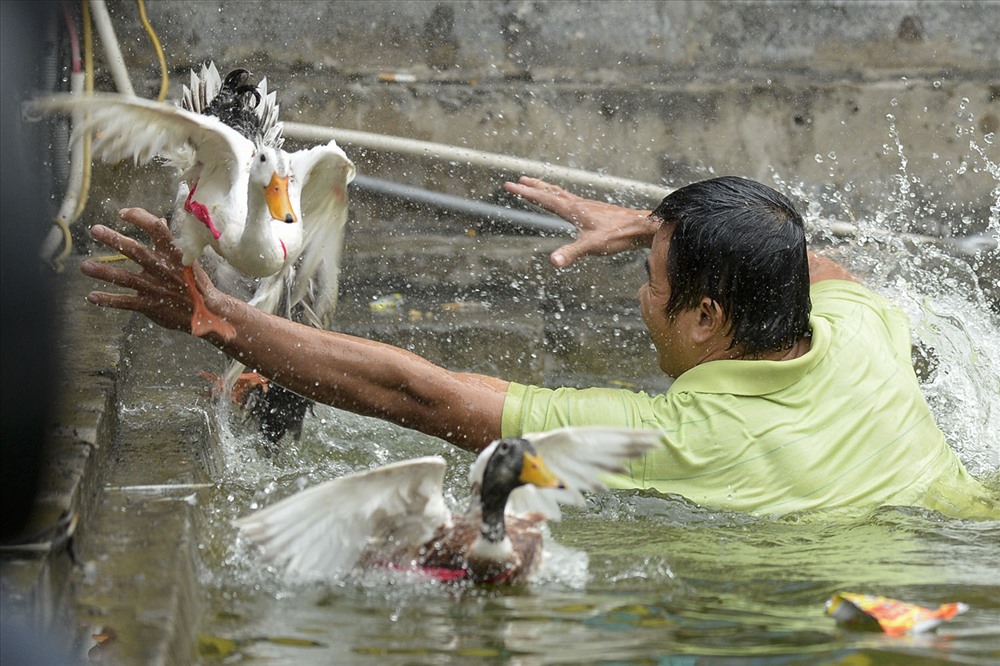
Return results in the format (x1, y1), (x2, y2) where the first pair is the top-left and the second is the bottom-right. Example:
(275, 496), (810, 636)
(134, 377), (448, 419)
(503, 176), (659, 267)
(81, 208), (508, 451)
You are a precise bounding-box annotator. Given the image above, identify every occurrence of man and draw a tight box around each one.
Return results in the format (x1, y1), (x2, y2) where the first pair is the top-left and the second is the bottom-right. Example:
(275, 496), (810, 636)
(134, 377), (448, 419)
(79, 175), (997, 517)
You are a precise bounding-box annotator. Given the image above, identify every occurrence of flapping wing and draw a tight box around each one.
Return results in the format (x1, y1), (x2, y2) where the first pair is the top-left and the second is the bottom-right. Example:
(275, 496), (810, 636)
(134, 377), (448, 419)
(285, 140), (357, 328)
(179, 61), (223, 115)
(30, 92), (251, 183)
(234, 457), (450, 580)
(506, 426), (663, 520)
(254, 77), (284, 148)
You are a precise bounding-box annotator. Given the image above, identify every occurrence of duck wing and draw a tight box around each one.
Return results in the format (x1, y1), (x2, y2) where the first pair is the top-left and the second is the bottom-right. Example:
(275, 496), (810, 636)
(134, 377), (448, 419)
(179, 61), (223, 116)
(282, 140), (357, 328)
(234, 457), (450, 579)
(31, 92), (253, 188)
(474, 426), (662, 521)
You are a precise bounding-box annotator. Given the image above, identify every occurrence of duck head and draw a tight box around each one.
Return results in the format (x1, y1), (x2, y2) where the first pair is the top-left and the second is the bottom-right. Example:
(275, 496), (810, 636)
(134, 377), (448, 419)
(250, 145), (298, 225)
(221, 68), (261, 107)
(478, 438), (565, 544)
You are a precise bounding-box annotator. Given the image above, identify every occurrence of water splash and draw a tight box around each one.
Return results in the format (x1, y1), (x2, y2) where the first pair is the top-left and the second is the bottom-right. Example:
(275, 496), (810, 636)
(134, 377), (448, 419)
(777, 96), (1000, 482)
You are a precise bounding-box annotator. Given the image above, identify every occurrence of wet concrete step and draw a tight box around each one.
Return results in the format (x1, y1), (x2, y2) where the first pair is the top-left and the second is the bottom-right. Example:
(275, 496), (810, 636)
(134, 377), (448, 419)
(0, 257), (129, 654)
(67, 312), (224, 663)
(0, 257), (226, 664)
(343, 192), (649, 313)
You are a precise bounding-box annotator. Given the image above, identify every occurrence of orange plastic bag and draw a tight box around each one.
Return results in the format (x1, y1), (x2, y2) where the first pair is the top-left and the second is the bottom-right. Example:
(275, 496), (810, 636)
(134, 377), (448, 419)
(825, 592), (968, 636)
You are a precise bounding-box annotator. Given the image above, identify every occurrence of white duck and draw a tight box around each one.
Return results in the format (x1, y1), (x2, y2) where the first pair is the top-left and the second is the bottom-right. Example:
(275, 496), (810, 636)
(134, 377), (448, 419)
(177, 63), (357, 443)
(32, 66), (354, 343)
(235, 426), (662, 585)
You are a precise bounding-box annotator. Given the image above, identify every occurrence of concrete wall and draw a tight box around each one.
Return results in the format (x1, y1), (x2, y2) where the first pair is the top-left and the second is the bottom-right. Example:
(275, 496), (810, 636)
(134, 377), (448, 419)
(87, 1), (1000, 233)
(109, 1), (999, 74)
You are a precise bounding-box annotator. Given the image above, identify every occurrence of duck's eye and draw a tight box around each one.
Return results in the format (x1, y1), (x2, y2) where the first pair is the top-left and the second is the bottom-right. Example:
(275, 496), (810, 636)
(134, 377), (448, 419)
(259, 154), (267, 163)
(498, 441), (511, 454)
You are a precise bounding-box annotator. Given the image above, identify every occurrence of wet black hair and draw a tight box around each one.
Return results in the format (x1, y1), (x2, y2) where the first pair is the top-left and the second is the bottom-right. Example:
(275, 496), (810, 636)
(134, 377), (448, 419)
(651, 176), (811, 355)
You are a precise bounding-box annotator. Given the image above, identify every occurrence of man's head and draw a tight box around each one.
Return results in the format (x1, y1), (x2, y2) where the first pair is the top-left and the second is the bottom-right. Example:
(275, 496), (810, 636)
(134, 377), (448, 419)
(639, 176), (811, 377)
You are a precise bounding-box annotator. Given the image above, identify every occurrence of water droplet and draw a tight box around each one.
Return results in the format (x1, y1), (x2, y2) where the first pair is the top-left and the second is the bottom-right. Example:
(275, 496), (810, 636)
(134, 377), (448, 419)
(814, 154), (824, 163)
(933, 80), (942, 89)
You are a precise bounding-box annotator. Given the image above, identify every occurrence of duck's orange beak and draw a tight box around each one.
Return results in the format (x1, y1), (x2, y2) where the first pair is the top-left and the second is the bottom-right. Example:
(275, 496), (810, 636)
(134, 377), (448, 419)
(519, 451), (566, 489)
(264, 173), (297, 224)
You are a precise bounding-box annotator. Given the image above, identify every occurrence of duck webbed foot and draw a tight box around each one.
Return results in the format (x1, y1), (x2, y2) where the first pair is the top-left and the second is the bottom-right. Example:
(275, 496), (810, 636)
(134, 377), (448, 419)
(183, 266), (236, 341)
(230, 372), (271, 406)
(197, 370), (270, 406)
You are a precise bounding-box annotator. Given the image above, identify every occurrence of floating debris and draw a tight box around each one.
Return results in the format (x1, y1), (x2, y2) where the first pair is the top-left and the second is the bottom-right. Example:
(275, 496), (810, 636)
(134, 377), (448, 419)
(377, 72), (416, 83)
(825, 592), (968, 636)
(370, 293), (404, 314)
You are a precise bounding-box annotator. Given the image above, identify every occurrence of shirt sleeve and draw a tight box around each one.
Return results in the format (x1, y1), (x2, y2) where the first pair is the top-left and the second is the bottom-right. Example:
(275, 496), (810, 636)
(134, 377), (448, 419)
(502, 382), (663, 437)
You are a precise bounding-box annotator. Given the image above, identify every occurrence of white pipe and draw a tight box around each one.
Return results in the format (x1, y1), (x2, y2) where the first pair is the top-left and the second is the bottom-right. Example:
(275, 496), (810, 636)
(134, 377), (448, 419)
(283, 121), (864, 237)
(40, 71), (88, 262)
(89, 0), (135, 97)
(283, 121), (672, 203)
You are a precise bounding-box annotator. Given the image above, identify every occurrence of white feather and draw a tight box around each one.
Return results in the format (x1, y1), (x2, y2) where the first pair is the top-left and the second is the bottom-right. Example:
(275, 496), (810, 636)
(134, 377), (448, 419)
(234, 457), (450, 579)
(32, 92), (247, 177)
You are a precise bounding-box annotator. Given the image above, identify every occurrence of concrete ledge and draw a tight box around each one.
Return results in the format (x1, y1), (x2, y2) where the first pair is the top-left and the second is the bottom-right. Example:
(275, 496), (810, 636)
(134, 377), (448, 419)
(65, 286), (225, 663)
(0, 256), (221, 664)
(0, 257), (128, 647)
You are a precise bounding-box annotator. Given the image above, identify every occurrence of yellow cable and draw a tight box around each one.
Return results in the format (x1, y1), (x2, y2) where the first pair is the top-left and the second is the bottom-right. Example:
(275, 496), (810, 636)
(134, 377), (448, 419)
(136, 0), (169, 101)
(49, 218), (73, 273)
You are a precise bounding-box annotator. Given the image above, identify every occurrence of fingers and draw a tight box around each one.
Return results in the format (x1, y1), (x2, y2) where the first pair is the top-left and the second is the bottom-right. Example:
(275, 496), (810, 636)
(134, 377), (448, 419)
(118, 208), (177, 255)
(550, 240), (586, 269)
(89, 224), (152, 262)
(79, 256), (164, 294)
(85, 289), (143, 312)
(504, 177), (576, 219)
(89, 218), (183, 286)
(503, 176), (560, 198)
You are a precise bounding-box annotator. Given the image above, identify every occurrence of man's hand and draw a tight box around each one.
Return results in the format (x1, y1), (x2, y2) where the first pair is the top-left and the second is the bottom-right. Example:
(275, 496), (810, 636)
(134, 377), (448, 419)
(503, 176), (659, 267)
(80, 208), (220, 334)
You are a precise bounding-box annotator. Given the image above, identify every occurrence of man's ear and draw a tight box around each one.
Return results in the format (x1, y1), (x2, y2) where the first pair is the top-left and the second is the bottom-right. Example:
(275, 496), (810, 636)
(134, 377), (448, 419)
(691, 297), (726, 343)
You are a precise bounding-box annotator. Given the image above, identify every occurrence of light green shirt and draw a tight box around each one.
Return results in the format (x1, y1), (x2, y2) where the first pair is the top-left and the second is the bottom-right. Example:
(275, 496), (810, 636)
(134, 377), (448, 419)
(502, 280), (997, 517)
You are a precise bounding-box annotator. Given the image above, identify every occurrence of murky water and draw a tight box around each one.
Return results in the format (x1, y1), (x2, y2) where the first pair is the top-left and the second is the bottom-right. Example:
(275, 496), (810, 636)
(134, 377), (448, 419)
(194, 119), (999, 664)
(196, 407), (1000, 665)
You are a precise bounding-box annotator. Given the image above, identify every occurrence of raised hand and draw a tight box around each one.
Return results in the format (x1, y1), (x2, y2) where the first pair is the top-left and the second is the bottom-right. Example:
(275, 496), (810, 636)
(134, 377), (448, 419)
(503, 176), (659, 267)
(80, 208), (230, 338)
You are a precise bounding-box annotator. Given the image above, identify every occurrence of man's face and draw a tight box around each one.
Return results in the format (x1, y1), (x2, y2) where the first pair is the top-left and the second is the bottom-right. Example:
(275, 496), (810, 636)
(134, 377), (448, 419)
(638, 221), (699, 378)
